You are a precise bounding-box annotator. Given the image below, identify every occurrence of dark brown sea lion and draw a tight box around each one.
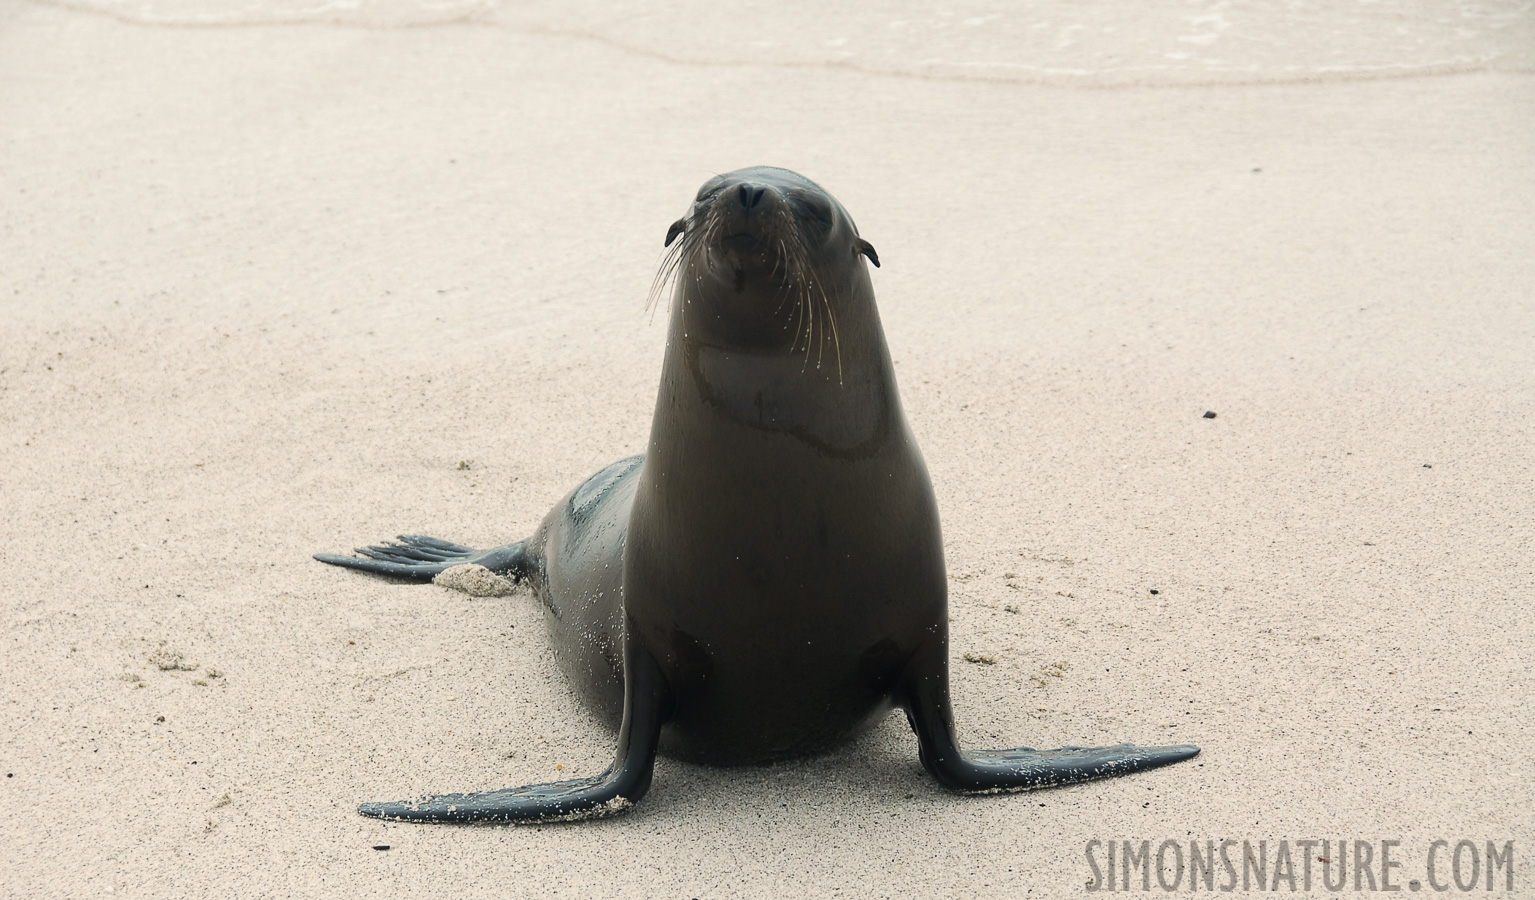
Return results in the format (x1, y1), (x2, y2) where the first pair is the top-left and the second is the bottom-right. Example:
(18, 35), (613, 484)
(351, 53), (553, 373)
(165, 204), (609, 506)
(316, 166), (1198, 822)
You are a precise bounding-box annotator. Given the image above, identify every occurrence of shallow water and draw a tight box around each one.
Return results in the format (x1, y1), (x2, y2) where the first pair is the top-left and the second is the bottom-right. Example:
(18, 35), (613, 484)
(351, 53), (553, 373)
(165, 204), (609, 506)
(53, 0), (1535, 86)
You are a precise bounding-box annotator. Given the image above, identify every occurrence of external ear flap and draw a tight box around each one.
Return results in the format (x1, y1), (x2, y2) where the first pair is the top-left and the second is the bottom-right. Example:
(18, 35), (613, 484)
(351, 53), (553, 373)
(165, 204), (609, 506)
(664, 218), (686, 248)
(856, 238), (880, 268)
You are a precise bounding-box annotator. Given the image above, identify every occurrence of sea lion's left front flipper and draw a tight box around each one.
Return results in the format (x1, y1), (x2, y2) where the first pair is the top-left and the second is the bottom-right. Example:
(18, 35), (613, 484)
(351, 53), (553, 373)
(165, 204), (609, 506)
(898, 644), (1199, 794)
(358, 635), (669, 823)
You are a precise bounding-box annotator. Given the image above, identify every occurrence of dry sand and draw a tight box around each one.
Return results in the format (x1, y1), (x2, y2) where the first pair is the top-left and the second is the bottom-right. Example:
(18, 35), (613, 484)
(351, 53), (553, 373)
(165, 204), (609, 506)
(2, 1), (1532, 896)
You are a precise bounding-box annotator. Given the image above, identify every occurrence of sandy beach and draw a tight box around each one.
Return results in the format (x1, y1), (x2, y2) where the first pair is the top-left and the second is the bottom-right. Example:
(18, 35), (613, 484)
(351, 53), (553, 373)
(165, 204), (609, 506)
(2, 1), (1532, 896)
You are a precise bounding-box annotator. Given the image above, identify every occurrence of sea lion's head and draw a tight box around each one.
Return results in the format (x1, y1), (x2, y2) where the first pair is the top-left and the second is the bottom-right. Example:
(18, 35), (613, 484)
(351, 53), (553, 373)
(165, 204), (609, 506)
(661, 166), (878, 280)
(651, 167), (880, 364)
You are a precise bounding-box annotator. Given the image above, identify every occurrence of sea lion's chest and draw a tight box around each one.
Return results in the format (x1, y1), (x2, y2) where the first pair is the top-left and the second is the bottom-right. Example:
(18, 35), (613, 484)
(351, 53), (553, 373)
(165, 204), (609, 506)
(619, 342), (946, 761)
(628, 340), (929, 609)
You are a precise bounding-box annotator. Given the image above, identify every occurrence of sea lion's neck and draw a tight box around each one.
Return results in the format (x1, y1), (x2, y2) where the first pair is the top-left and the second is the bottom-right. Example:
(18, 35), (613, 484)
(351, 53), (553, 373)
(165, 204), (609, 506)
(655, 276), (903, 459)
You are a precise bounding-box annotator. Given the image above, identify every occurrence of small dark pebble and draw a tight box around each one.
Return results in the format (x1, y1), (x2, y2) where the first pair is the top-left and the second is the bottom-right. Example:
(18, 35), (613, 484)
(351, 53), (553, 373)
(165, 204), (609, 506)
(155, 716), (165, 724)
(1149, 589), (1159, 595)
(6, 773), (12, 778)
(1423, 463), (1432, 468)
(373, 845), (391, 851)
(1202, 411), (1217, 419)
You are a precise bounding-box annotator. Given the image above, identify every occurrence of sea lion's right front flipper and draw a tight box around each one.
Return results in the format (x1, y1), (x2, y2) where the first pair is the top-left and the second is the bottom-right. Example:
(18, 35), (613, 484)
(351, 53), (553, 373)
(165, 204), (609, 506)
(314, 535), (528, 582)
(898, 642), (1199, 794)
(358, 635), (669, 823)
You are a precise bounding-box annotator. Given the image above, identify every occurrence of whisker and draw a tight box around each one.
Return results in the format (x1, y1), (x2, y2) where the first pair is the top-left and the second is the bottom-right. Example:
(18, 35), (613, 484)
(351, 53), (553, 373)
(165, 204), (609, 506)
(771, 277), (796, 320)
(812, 279), (826, 371)
(819, 280), (843, 385)
(646, 239), (685, 323)
(791, 283), (807, 353)
(800, 279), (816, 371)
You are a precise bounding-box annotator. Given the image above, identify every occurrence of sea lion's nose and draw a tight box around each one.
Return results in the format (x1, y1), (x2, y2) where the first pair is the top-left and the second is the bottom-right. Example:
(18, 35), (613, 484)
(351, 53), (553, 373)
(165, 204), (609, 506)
(737, 183), (767, 212)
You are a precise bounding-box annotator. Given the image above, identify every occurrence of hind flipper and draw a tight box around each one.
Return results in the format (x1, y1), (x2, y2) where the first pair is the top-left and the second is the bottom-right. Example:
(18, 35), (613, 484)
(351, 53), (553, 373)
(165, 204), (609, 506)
(899, 641), (1198, 794)
(359, 636), (669, 823)
(315, 535), (527, 583)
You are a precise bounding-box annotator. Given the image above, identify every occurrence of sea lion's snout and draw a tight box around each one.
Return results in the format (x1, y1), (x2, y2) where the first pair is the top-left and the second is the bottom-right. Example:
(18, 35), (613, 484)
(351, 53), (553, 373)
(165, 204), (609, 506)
(707, 182), (792, 273)
(714, 180), (784, 228)
(720, 181), (774, 251)
(735, 182), (767, 212)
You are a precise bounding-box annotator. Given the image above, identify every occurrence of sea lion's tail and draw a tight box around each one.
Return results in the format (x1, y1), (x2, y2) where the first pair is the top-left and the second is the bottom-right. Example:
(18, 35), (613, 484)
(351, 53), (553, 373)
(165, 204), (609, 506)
(314, 535), (530, 583)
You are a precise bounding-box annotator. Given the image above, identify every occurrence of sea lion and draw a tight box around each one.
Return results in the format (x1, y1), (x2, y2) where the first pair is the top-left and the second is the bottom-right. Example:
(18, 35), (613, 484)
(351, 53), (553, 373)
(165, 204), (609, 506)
(316, 166), (1198, 822)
